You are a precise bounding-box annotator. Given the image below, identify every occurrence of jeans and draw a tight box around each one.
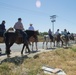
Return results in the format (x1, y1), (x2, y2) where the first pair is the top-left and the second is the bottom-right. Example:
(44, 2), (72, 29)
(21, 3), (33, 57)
(16, 29), (27, 43)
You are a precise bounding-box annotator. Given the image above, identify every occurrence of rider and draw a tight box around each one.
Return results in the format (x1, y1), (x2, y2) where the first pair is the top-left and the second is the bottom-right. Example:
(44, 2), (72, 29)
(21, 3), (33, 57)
(14, 18), (27, 43)
(55, 29), (60, 36)
(48, 29), (53, 39)
(28, 23), (34, 31)
(0, 20), (6, 36)
(63, 29), (67, 36)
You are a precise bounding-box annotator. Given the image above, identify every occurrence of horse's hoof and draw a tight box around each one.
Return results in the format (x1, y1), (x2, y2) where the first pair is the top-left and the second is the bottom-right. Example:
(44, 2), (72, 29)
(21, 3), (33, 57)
(7, 55), (10, 58)
(21, 54), (23, 57)
(28, 51), (31, 54)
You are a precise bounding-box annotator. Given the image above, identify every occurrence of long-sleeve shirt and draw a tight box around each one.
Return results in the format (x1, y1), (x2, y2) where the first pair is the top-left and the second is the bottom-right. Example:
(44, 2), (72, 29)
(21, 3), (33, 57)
(0, 23), (6, 30)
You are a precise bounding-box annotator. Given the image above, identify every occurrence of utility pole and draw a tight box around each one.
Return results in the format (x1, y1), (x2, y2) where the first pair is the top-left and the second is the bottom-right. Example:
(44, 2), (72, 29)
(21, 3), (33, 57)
(50, 15), (56, 34)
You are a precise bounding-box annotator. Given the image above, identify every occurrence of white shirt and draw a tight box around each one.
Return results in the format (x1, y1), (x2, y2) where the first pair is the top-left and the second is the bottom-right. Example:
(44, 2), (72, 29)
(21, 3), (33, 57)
(55, 31), (59, 35)
(28, 26), (34, 31)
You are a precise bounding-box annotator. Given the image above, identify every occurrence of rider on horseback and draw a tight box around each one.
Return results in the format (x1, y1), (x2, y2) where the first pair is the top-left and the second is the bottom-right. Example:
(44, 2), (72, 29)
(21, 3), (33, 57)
(55, 29), (60, 36)
(63, 29), (67, 36)
(14, 18), (27, 43)
(0, 20), (6, 36)
(61, 29), (68, 40)
(48, 29), (53, 41)
(28, 23), (34, 31)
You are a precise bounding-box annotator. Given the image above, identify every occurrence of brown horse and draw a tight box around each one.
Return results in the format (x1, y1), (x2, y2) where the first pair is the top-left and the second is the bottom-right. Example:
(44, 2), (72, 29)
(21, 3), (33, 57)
(54, 34), (62, 47)
(4, 28), (39, 57)
(29, 31), (39, 51)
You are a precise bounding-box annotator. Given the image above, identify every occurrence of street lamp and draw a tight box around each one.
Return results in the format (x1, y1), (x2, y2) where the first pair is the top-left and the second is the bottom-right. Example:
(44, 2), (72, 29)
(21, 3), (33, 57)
(50, 15), (56, 34)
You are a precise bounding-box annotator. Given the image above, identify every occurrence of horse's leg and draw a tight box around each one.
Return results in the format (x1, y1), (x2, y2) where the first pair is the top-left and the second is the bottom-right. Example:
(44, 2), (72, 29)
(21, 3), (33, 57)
(49, 41), (51, 48)
(9, 42), (14, 52)
(46, 41), (48, 49)
(26, 44), (30, 53)
(35, 41), (38, 51)
(53, 41), (55, 47)
(5, 37), (11, 57)
(32, 42), (34, 51)
(42, 41), (45, 49)
(5, 42), (11, 57)
(21, 43), (30, 55)
(61, 41), (63, 47)
(21, 44), (25, 55)
(56, 41), (58, 47)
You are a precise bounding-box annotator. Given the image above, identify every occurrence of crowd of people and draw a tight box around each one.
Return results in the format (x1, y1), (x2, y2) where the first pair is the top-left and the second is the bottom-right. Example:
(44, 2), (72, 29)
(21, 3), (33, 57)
(0, 18), (72, 38)
(0, 18), (35, 32)
(48, 28), (71, 38)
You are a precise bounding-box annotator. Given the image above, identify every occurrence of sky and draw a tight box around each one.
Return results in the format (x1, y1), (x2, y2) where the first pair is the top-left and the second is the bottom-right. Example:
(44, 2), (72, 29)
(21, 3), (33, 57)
(0, 0), (76, 33)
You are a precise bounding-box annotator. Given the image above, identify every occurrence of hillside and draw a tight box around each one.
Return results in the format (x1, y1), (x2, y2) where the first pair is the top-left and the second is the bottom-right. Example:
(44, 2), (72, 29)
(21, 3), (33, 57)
(0, 44), (76, 75)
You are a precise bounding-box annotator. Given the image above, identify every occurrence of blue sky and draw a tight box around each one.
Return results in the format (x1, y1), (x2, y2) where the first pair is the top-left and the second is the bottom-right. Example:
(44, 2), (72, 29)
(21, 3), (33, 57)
(0, 0), (76, 33)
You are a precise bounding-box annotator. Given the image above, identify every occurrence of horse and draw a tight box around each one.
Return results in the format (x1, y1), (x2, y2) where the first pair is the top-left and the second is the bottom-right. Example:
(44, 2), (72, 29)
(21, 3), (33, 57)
(42, 34), (54, 49)
(68, 33), (75, 44)
(60, 34), (69, 47)
(27, 30), (39, 52)
(54, 33), (62, 47)
(4, 28), (39, 57)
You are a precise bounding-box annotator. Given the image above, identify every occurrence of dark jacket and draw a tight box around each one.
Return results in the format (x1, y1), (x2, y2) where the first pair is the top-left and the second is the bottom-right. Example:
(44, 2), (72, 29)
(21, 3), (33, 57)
(0, 23), (6, 31)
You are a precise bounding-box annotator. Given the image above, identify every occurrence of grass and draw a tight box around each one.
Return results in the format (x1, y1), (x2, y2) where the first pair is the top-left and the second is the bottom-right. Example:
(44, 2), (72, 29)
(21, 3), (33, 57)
(0, 45), (76, 75)
(38, 35), (44, 42)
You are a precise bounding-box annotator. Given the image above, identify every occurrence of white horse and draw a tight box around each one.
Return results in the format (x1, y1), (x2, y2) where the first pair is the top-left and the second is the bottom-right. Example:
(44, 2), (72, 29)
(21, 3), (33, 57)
(42, 35), (54, 49)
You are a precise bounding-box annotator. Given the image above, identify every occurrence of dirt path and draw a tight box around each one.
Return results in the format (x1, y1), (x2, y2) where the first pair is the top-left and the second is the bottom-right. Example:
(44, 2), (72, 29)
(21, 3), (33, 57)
(0, 48), (54, 62)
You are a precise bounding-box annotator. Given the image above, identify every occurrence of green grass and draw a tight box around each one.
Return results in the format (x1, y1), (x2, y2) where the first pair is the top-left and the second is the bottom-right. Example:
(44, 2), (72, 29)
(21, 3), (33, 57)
(71, 47), (76, 52)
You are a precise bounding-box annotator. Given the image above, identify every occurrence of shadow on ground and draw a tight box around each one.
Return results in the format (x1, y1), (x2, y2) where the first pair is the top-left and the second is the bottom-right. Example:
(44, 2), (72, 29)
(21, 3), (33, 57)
(0, 55), (28, 65)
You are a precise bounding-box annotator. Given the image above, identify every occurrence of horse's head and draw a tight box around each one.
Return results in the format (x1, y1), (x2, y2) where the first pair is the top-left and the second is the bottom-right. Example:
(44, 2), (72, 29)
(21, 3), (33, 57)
(25, 30), (39, 42)
(34, 30), (39, 36)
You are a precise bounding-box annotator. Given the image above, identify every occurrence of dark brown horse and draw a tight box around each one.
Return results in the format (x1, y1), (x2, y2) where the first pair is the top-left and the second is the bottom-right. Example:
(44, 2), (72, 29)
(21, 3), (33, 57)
(4, 29), (39, 57)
